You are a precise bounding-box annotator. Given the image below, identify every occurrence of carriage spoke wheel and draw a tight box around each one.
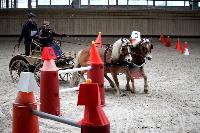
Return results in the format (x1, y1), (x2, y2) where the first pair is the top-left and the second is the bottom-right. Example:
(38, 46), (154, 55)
(59, 72), (72, 82)
(34, 62), (43, 86)
(10, 60), (29, 82)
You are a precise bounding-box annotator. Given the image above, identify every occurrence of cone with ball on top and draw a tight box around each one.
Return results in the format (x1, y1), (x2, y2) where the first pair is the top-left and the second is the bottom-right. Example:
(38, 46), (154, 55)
(87, 41), (105, 106)
(78, 79), (110, 133)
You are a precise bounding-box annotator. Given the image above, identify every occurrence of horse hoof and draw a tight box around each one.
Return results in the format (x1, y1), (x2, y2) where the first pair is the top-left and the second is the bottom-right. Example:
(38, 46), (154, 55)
(130, 90), (135, 93)
(125, 85), (131, 91)
(120, 93), (126, 97)
(144, 89), (148, 94)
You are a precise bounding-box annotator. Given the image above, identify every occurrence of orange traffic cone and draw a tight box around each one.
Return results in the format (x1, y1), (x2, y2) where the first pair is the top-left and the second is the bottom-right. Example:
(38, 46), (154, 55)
(165, 36), (171, 47)
(95, 32), (102, 48)
(88, 41), (105, 105)
(12, 72), (39, 133)
(78, 79), (110, 133)
(183, 42), (189, 55)
(160, 33), (165, 45)
(176, 38), (182, 52)
(89, 41), (103, 64)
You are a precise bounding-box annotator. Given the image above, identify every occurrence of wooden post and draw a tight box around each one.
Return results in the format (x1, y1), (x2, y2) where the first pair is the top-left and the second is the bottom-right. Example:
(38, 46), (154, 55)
(6, 0), (9, 8)
(36, 0), (38, 8)
(14, 0), (17, 8)
(28, 0), (32, 8)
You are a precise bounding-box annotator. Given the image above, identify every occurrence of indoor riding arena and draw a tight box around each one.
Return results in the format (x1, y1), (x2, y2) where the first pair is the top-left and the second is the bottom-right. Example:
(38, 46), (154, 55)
(0, 1), (200, 133)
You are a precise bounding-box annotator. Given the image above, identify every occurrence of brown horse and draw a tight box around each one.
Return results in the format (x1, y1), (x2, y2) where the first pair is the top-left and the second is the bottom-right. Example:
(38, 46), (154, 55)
(70, 38), (153, 95)
(126, 38), (153, 94)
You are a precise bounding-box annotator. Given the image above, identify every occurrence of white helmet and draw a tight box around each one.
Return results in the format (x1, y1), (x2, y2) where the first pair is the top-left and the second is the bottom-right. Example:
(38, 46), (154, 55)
(131, 31), (141, 47)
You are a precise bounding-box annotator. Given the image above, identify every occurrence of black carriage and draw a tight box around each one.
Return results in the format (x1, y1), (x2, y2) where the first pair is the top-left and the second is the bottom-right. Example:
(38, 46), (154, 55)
(9, 38), (76, 84)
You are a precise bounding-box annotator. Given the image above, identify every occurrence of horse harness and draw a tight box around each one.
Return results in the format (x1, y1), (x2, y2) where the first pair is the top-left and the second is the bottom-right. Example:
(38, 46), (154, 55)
(103, 39), (145, 70)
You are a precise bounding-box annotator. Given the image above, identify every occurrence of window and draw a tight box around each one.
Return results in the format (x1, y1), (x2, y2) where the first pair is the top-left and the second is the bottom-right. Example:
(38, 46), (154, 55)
(185, 1), (189, 6)
(18, 0), (28, 8)
(90, 0), (108, 5)
(81, 0), (88, 5)
(129, 0), (150, 5)
(167, 1), (184, 6)
(38, 0), (50, 5)
(51, 0), (70, 5)
(155, 1), (166, 6)
(118, 0), (127, 5)
(32, 0), (36, 8)
(109, 0), (116, 5)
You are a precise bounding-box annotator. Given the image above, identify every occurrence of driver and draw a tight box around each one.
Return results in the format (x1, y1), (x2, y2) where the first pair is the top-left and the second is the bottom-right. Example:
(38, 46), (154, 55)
(38, 20), (64, 57)
(130, 31), (141, 47)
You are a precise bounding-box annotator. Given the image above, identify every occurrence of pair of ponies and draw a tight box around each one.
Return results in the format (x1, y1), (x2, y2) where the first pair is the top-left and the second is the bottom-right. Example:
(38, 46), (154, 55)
(70, 38), (153, 96)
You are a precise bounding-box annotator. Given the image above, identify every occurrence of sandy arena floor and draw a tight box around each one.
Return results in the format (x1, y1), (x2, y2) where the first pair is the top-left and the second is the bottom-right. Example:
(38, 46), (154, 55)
(0, 37), (200, 133)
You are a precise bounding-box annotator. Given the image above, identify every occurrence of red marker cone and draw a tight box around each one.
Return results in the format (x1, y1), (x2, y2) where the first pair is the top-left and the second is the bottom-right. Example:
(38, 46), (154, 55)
(95, 32), (102, 48)
(176, 38), (182, 52)
(12, 72), (39, 133)
(40, 47), (60, 115)
(160, 33), (165, 45)
(165, 36), (171, 47)
(88, 41), (105, 106)
(78, 79), (110, 133)
(89, 41), (103, 64)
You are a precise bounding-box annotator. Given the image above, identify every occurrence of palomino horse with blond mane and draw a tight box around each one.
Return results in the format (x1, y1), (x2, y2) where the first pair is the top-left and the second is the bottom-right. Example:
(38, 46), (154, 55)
(70, 38), (153, 96)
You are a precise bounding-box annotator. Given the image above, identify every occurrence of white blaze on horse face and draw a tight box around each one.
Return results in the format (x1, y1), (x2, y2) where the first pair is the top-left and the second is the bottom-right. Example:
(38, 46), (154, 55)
(124, 54), (132, 63)
(131, 31), (141, 47)
(124, 46), (132, 63)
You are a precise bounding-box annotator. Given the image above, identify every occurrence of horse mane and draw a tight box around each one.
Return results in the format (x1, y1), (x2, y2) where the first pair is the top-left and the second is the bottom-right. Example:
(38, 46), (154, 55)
(111, 38), (130, 62)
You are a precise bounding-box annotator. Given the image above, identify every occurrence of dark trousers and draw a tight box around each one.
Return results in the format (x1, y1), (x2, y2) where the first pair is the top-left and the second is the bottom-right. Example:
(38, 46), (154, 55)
(25, 43), (36, 56)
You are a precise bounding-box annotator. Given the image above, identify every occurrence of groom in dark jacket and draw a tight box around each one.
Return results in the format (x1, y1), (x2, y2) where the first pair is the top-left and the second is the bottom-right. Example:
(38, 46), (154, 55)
(17, 12), (38, 56)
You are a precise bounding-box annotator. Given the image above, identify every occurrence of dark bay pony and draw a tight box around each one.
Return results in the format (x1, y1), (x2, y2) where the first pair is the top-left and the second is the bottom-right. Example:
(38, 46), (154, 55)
(70, 38), (153, 95)
(126, 38), (153, 94)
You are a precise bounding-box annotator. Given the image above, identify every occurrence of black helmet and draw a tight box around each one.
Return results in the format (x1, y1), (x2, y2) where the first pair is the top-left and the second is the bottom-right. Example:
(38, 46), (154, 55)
(27, 12), (36, 18)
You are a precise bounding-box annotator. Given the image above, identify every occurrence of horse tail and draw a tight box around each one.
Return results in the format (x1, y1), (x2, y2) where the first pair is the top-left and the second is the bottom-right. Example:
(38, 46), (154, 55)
(73, 50), (82, 68)
(70, 50), (85, 87)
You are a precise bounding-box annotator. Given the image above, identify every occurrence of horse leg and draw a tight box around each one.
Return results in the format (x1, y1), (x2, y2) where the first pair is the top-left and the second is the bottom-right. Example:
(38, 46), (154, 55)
(70, 72), (81, 87)
(126, 73), (136, 93)
(70, 71), (86, 87)
(125, 75), (131, 91)
(104, 73), (115, 88)
(142, 69), (148, 93)
(110, 72), (121, 96)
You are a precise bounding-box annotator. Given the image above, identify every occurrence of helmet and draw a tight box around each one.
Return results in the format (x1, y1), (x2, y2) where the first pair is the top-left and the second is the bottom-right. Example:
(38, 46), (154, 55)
(27, 12), (36, 19)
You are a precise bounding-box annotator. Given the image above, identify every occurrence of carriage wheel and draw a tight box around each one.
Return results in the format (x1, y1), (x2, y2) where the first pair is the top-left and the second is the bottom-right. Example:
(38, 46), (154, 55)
(10, 60), (29, 82)
(59, 72), (72, 82)
(34, 62), (43, 86)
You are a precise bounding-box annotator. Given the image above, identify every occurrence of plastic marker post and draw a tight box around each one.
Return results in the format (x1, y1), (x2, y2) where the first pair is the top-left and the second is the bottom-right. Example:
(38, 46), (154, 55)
(78, 79), (110, 133)
(12, 72), (39, 133)
(95, 32), (102, 48)
(87, 41), (105, 106)
(40, 47), (60, 115)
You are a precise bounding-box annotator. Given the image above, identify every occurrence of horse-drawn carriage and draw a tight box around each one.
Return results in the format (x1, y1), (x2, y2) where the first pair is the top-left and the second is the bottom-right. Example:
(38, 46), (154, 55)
(9, 37), (76, 84)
